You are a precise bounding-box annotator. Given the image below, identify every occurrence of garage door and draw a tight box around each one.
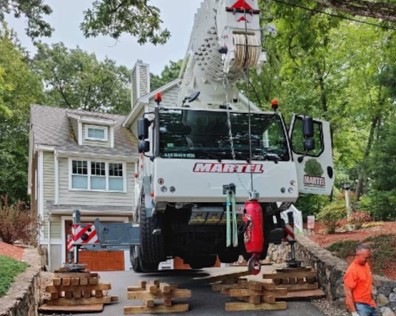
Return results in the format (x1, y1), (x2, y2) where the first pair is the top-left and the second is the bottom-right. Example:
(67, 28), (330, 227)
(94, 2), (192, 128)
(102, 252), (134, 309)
(78, 250), (124, 271)
(65, 220), (125, 271)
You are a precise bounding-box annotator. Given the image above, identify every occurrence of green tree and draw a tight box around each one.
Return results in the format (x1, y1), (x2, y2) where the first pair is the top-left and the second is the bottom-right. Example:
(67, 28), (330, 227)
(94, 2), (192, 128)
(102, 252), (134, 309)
(0, 29), (43, 203)
(151, 60), (182, 91)
(32, 42), (131, 114)
(1, 0), (169, 43)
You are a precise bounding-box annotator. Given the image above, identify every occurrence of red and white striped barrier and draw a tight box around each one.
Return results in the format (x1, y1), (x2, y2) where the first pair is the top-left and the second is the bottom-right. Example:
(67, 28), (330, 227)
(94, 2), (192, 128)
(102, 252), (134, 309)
(67, 224), (99, 252)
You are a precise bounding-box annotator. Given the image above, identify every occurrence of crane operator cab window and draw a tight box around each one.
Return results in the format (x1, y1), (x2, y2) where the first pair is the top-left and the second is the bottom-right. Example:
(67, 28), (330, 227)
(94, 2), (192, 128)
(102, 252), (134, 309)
(158, 108), (289, 162)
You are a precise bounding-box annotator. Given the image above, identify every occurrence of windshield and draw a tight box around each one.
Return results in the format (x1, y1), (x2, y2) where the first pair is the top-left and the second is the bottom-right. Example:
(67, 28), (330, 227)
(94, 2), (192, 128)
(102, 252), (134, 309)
(158, 108), (290, 161)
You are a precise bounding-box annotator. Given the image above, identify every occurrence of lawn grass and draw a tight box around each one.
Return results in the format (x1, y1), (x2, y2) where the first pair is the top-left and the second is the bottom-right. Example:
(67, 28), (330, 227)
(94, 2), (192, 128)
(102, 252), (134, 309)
(0, 255), (29, 297)
(327, 234), (396, 275)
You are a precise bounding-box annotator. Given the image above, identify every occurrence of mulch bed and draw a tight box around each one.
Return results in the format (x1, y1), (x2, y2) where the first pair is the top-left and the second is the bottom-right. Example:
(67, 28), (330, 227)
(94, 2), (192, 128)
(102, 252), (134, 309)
(0, 241), (24, 261)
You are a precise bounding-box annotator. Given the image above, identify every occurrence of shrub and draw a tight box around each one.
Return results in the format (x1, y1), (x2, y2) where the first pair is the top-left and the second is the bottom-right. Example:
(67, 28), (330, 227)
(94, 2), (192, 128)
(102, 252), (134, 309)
(349, 211), (372, 229)
(0, 198), (41, 245)
(0, 255), (28, 296)
(327, 235), (396, 276)
(327, 240), (359, 258)
(317, 199), (347, 234)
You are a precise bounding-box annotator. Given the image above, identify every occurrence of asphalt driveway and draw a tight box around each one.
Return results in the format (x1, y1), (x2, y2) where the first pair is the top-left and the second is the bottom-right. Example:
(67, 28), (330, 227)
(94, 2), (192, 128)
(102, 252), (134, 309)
(75, 267), (326, 316)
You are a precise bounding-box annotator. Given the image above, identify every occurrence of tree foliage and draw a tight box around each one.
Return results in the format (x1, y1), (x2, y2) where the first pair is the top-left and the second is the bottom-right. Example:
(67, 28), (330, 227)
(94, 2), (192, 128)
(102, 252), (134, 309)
(32, 42), (131, 114)
(151, 60), (182, 91)
(0, 29), (43, 203)
(1, 0), (169, 44)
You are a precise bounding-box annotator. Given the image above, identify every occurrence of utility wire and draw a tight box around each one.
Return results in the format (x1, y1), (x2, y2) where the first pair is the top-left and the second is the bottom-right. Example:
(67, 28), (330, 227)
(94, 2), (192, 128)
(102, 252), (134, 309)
(273, 0), (396, 31)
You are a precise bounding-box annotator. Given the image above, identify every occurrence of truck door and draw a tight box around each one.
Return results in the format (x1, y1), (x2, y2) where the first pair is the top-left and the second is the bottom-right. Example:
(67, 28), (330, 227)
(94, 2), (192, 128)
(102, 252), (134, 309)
(289, 115), (334, 195)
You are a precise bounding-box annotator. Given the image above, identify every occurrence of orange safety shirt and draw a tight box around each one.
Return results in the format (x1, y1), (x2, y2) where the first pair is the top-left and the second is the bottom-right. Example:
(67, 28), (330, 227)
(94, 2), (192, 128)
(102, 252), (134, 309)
(343, 259), (376, 307)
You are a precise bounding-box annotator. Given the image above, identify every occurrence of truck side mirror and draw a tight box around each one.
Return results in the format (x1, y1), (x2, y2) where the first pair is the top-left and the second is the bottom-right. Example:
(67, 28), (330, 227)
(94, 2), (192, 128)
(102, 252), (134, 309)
(138, 140), (150, 153)
(138, 118), (150, 140)
(303, 117), (314, 138)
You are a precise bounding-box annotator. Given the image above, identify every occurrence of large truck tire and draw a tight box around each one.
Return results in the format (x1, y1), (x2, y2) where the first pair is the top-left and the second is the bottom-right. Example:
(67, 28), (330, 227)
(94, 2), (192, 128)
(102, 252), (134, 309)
(139, 195), (165, 267)
(131, 245), (159, 272)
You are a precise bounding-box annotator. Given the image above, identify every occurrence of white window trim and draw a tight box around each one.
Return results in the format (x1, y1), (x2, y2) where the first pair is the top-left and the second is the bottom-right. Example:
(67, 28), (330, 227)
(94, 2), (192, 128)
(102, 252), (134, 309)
(69, 158), (127, 193)
(84, 124), (108, 142)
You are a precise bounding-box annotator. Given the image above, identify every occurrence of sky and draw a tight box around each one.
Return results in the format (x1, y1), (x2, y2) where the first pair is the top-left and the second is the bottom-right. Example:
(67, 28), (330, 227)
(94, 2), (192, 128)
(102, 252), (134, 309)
(7, 0), (203, 75)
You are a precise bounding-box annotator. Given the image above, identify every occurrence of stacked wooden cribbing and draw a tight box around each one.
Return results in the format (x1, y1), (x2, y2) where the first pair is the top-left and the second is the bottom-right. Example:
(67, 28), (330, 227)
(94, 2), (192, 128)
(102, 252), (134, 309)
(124, 280), (191, 314)
(210, 271), (288, 312)
(262, 266), (325, 300)
(38, 269), (118, 313)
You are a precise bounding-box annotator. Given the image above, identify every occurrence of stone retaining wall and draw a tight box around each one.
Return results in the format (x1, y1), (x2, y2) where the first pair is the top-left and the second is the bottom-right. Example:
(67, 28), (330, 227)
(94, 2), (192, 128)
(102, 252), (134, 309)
(0, 248), (42, 316)
(268, 236), (396, 316)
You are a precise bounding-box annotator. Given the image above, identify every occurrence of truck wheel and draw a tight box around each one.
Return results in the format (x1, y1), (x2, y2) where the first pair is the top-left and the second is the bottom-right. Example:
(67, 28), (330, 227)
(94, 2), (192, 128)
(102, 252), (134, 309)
(130, 245), (159, 273)
(130, 245), (143, 272)
(139, 195), (165, 267)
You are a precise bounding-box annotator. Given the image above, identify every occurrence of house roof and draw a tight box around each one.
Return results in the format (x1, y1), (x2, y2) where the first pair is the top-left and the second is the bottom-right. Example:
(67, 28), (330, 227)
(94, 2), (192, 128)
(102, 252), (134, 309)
(30, 104), (138, 159)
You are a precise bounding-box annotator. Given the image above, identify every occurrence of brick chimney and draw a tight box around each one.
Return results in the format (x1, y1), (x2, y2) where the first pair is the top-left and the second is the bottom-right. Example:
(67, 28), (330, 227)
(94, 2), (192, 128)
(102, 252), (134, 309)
(131, 60), (150, 108)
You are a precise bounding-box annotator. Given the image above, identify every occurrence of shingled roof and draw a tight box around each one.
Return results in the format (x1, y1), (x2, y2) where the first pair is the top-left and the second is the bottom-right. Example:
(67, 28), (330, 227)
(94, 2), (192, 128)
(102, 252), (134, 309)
(30, 104), (138, 159)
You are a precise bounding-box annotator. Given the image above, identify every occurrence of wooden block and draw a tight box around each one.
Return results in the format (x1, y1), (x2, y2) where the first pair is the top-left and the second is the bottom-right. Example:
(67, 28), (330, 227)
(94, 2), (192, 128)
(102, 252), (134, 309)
(54, 272), (91, 280)
(273, 279), (281, 285)
(278, 282), (319, 291)
(148, 284), (158, 294)
(38, 304), (104, 312)
(73, 291), (82, 299)
(95, 290), (103, 298)
(83, 290), (91, 298)
(276, 267), (312, 273)
(289, 278), (297, 285)
(45, 283), (111, 293)
(145, 299), (155, 308)
(248, 281), (263, 291)
(164, 298), (173, 306)
(281, 278), (290, 285)
(89, 277), (99, 285)
(248, 295), (261, 304)
(80, 277), (88, 285)
(297, 277), (305, 284)
(53, 278), (61, 286)
(228, 289), (260, 298)
(124, 303), (189, 314)
(276, 289), (325, 300)
(208, 271), (251, 283)
(127, 289), (191, 300)
(49, 292), (59, 300)
(225, 301), (287, 311)
(262, 294), (276, 304)
(64, 291), (73, 299)
(160, 283), (171, 293)
(62, 278), (71, 286)
(71, 277), (80, 286)
(263, 271), (317, 279)
(306, 277), (317, 284)
(272, 288), (288, 296)
(110, 296), (119, 303)
(46, 296), (112, 306)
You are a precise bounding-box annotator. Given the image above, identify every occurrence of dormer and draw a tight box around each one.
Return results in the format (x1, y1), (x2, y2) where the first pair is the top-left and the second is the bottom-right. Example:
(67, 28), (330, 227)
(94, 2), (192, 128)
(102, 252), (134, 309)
(67, 112), (116, 148)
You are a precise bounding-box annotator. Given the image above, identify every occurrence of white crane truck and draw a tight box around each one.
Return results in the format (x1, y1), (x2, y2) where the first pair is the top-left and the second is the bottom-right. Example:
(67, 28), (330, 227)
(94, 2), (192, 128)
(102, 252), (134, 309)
(71, 0), (334, 273)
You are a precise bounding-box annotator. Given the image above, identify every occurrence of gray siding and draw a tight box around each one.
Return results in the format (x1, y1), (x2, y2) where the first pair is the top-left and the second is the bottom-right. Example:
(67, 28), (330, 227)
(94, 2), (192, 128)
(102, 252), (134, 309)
(42, 152), (55, 239)
(58, 157), (136, 208)
(81, 124), (112, 147)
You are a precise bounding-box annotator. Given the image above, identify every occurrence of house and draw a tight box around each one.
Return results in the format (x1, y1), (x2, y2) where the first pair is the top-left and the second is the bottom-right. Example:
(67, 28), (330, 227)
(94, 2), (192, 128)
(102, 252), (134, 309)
(28, 60), (258, 271)
(28, 60), (174, 271)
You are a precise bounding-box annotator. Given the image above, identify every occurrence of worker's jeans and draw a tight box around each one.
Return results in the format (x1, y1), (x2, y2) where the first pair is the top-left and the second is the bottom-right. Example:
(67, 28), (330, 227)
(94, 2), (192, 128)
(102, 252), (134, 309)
(355, 303), (378, 316)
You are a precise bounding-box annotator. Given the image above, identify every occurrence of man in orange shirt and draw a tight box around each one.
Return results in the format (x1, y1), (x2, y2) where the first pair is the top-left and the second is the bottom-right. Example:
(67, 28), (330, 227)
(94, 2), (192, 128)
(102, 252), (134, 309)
(344, 244), (377, 316)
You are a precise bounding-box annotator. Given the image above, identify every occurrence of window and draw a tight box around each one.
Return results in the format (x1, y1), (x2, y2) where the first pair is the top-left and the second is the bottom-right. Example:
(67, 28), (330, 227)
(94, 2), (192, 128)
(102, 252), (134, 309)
(70, 160), (125, 192)
(85, 125), (108, 141)
(109, 163), (123, 191)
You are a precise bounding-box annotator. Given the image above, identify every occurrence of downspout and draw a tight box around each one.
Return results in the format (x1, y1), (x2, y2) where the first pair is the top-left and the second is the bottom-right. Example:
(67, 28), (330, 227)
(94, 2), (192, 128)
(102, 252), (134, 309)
(48, 215), (51, 271)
